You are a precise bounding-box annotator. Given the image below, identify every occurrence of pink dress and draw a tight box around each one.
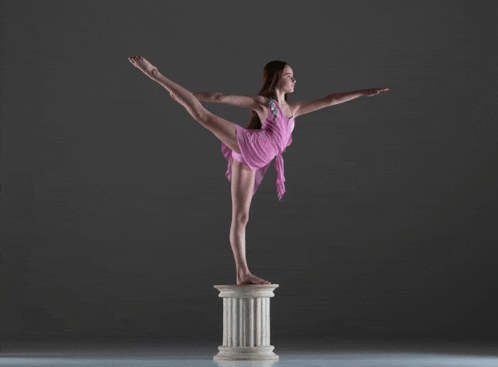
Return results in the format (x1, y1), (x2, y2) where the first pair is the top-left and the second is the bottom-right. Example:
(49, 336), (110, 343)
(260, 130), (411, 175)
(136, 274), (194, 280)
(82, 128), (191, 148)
(221, 97), (295, 200)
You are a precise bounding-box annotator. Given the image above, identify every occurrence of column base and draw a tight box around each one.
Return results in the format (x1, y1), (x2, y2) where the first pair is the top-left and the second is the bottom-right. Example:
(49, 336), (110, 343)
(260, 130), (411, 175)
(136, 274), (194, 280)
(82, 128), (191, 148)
(213, 345), (279, 361)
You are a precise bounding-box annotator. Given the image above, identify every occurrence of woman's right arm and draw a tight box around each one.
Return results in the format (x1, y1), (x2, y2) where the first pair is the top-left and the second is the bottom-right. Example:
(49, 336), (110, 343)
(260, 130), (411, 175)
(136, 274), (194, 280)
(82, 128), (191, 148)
(214, 94), (265, 110)
(169, 91), (222, 103)
(193, 92), (223, 102)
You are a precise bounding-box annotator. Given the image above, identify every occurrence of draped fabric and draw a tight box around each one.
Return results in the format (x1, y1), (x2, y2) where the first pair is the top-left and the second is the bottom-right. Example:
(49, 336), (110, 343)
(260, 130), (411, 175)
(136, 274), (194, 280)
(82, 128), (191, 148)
(221, 97), (295, 200)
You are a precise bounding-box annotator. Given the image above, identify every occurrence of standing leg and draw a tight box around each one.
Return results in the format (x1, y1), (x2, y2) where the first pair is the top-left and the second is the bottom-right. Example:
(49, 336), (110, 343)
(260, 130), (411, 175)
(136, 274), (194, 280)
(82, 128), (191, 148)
(230, 158), (271, 285)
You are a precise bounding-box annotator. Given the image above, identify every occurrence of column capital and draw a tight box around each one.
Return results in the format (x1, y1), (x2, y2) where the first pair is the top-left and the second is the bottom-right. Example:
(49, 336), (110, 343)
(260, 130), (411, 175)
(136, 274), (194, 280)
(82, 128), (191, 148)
(213, 284), (279, 298)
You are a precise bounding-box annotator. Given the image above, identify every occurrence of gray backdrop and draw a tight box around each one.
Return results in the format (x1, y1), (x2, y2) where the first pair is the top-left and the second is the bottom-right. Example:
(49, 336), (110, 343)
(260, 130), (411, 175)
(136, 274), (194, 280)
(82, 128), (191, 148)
(1, 0), (497, 343)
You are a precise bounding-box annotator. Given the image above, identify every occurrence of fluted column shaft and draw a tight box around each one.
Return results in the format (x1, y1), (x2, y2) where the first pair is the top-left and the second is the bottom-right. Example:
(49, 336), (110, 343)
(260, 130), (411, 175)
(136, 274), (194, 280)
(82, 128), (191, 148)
(223, 296), (271, 347)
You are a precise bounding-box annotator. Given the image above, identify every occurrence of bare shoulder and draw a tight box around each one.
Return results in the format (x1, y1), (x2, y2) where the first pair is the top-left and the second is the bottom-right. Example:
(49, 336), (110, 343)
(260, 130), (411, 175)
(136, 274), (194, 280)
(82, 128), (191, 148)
(253, 96), (297, 117)
(252, 95), (268, 112)
(255, 95), (268, 106)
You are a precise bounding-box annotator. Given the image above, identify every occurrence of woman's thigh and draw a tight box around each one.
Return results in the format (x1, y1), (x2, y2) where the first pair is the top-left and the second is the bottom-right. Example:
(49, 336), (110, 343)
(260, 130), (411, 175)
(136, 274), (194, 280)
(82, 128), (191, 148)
(231, 158), (256, 220)
(201, 111), (241, 154)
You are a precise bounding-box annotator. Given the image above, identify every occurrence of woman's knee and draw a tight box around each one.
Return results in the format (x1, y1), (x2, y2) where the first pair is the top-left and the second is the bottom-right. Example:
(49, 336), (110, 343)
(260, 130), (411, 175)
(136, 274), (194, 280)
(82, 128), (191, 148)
(232, 213), (249, 227)
(183, 98), (207, 122)
(192, 105), (210, 123)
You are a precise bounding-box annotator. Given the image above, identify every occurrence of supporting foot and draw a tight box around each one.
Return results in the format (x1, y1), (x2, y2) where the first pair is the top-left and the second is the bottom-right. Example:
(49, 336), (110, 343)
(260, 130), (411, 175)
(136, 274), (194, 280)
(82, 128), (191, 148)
(237, 271), (271, 285)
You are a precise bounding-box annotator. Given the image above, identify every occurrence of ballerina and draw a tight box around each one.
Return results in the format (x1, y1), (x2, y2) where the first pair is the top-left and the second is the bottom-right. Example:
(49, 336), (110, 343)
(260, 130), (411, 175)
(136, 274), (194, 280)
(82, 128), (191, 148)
(128, 56), (388, 285)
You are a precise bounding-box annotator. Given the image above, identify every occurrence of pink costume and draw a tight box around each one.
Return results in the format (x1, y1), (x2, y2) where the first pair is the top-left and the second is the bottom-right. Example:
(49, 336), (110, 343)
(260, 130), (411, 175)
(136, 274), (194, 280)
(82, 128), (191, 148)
(221, 97), (295, 200)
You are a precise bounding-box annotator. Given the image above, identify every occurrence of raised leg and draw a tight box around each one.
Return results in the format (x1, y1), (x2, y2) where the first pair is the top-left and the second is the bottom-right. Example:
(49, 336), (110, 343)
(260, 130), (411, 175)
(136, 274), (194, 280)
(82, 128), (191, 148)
(128, 56), (241, 153)
(230, 159), (271, 285)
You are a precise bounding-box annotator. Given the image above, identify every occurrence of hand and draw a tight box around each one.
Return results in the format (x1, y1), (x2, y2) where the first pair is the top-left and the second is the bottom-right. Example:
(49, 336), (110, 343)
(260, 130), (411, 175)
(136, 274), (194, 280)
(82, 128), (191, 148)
(362, 88), (389, 97)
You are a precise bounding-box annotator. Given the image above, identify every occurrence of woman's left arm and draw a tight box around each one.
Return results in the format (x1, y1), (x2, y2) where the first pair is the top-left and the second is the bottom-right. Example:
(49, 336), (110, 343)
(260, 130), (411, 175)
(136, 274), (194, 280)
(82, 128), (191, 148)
(292, 88), (389, 118)
(331, 88), (389, 105)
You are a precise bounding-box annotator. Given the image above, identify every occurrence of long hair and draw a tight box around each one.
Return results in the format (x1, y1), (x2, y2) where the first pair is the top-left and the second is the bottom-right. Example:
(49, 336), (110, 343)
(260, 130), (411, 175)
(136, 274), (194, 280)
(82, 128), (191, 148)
(246, 60), (291, 152)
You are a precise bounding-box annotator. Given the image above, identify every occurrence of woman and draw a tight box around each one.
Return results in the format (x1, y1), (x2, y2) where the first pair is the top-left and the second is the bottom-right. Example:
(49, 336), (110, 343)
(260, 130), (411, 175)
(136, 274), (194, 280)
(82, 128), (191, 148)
(128, 56), (388, 285)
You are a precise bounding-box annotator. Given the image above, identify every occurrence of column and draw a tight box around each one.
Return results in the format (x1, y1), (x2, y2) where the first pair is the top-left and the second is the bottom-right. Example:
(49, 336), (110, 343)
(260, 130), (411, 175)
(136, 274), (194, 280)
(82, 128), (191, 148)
(213, 284), (279, 361)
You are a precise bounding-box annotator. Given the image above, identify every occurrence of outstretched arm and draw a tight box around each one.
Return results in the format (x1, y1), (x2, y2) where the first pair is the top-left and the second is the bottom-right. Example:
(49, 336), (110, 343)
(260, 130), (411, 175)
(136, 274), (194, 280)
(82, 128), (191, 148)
(329, 90), (364, 105)
(293, 88), (388, 118)
(169, 91), (222, 103)
(330, 88), (389, 105)
(186, 93), (263, 111)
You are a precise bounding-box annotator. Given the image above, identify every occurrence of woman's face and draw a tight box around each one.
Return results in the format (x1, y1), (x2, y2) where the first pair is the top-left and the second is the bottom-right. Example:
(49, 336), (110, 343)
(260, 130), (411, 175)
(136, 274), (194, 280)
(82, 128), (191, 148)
(279, 65), (296, 93)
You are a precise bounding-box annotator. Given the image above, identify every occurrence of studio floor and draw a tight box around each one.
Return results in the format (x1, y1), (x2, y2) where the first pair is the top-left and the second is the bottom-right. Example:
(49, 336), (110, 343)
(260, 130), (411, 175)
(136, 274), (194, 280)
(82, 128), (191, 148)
(1, 337), (497, 367)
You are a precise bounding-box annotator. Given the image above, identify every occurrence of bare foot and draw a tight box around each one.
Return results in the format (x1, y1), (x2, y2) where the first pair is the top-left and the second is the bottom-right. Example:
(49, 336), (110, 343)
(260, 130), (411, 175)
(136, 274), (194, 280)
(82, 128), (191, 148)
(128, 56), (158, 78)
(237, 271), (271, 286)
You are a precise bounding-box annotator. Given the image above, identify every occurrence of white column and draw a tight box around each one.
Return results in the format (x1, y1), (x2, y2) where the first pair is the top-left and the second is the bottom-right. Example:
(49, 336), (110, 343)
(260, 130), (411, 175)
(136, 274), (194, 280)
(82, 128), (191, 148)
(213, 284), (279, 361)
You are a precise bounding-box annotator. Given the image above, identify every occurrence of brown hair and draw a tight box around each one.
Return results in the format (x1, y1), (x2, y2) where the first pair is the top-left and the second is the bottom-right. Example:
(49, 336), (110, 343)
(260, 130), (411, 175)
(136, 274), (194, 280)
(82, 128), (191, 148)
(245, 60), (291, 152)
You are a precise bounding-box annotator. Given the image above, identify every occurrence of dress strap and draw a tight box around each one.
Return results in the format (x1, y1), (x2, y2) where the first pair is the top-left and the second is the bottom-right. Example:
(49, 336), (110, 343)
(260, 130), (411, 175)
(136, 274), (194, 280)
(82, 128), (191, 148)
(267, 97), (279, 120)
